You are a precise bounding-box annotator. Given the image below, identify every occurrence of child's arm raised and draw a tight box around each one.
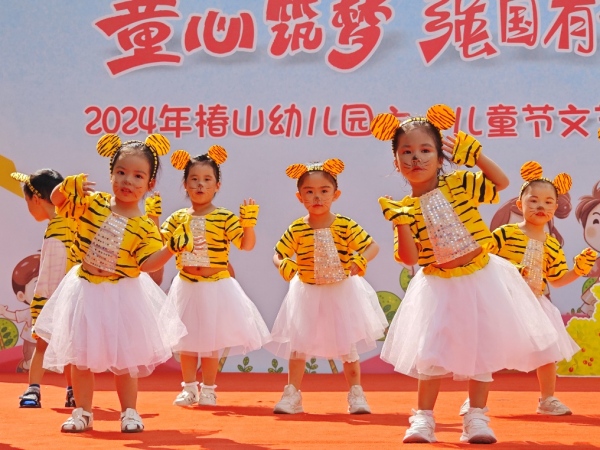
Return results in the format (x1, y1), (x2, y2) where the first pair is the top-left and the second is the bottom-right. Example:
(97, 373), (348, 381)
(442, 133), (509, 191)
(51, 174), (96, 209)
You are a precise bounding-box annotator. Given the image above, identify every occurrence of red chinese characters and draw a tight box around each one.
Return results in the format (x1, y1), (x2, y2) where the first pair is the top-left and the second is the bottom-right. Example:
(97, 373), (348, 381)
(326, 0), (394, 72)
(183, 9), (256, 56)
(265, 0), (325, 57)
(94, 0), (183, 76)
(542, 0), (597, 56)
(418, 0), (499, 65)
(499, 0), (539, 47)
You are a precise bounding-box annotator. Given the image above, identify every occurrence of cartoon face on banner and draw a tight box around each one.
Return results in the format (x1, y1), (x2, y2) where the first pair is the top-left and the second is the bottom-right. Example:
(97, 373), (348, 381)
(0, 254), (40, 372)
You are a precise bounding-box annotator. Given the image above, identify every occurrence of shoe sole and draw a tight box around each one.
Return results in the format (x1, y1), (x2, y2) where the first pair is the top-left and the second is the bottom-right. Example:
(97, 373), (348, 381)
(403, 434), (435, 444)
(349, 408), (371, 414)
(273, 407), (303, 414)
(61, 427), (93, 433)
(536, 409), (572, 416)
(122, 427), (144, 433)
(461, 434), (497, 444)
(19, 404), (42, 408)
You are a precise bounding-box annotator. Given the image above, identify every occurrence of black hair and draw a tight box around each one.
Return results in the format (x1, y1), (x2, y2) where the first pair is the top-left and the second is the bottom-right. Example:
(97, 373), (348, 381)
(110, 141), (160, 181)
(24, 169), (64, 202)
(519, 179), (558, 200)
(183, 154), (221, 183)
(297, 169), (338, 191)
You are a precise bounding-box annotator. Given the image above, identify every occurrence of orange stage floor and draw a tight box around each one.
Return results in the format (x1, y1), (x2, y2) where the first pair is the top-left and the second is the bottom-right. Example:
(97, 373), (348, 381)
(0, 371), (599, 449)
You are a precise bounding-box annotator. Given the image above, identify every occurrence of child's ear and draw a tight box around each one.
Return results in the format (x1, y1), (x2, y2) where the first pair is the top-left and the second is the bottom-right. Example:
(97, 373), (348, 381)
(148, 179), (156, 191)
(515, 198), (523, 212)
(215, 181), (221, 193)
(296, 192), (303, 203)
(333, 189), (341, 201)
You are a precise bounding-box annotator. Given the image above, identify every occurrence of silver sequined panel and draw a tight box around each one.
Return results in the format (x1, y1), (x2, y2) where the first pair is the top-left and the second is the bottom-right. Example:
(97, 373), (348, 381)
(314, 228), (346, 285)
(83, 213), (128, 273)
(522, 238), (544, 297)
(180, 216), (210, 267)
(420, 189), (480, 264)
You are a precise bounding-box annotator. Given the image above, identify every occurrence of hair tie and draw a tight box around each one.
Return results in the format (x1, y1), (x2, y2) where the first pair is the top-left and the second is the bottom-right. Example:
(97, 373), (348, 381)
(285, 158), (345, 179)
(10, 172), (42, 198)
(97, 133), (170, 180)
(519, 161), (572, 197)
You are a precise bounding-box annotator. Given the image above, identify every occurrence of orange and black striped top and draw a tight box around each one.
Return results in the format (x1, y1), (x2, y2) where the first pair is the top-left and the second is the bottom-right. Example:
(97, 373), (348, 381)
(393, 170), (499, 267)
(275, 215), (373, 284)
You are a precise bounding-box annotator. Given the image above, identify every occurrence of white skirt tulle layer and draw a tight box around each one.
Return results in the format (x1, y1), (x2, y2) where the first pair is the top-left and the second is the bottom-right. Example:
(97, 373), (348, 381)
(539, 295), (579, 362)
(381, 254), (565, 380)
(266, 275), (388, 360)
(168, 276), (271, 357)
(35, 266), (187, 377)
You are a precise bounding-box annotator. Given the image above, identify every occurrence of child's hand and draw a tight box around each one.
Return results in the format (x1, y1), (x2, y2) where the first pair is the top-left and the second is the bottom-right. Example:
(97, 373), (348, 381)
(378, 197), (414, 226)
(145, 192), (162, 217)
(444, 131), (482, 167)
(64, 174), (95, 197)
(168, 215), (194, 254)
(278, 258), (298, 281)
(574, 248), (598, 276)
(350, 254), (367, 276)
(240, 198), (259, 228)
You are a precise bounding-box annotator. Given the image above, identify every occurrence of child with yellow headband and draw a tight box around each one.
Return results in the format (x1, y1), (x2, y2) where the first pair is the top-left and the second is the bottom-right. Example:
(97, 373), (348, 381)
(372, 105), (565, 444)
(457, 162), (595, 417)
(267, 159), (387, 415)
(11, 169), (78, 409)
(162, 146), (270, 408)
(35, 134), (187, 434)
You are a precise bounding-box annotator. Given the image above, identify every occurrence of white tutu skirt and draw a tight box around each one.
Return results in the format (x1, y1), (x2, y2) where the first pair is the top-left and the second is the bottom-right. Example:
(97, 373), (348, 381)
(381, 254), (564, 380)
(35, 266), (187, 377)
(168, 275), (271, 357)
(266, 275), (388, 360)
(539, 295), (579, 362)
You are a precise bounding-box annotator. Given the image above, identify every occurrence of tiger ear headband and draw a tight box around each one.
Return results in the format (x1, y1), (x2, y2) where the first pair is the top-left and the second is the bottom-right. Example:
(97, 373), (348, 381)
(285, 158), (345, 180)
(519, 161), (572, 198)
(370, 104), (456, 144)
(96, 133), (170, 180)
(10, 172), (42, 198)
(170, 145), (228, 170)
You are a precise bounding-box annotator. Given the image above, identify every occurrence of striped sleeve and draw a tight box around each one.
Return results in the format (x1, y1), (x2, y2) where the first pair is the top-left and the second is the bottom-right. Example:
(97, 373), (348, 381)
(455, 170), (499, 206)
(135, 219), (164, 265)
(275, 224), (299, 259)
(546, 238), (568, 281)
(222, 211), (244, 249)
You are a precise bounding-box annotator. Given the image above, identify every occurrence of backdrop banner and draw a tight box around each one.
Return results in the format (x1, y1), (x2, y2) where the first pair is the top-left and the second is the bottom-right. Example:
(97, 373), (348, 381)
(1, 0), (599, 375)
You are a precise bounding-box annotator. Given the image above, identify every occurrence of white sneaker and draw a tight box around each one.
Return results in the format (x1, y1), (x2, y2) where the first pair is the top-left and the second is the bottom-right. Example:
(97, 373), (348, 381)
(347, 385), (371, 414)
(198, 383), (217, 406)
(273, 384), (303, 414)
(403, 409), (437, 443)
(173, 382), (199, 407)
(537, 396), (572, 415)
(459, 398), (470, 416)
(460, 407), (497, 444)
(120, 408), (144, 433)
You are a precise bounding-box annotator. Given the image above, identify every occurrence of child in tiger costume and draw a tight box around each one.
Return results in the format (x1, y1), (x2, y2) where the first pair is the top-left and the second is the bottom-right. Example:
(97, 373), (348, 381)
(477, 162), (595, 415)
(162, 146), (270, 408)
(34, 134), (187, 433)
(372, 105), (565, 444)
(11, 169), (78, 408)
(266, 159), (387, 415)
